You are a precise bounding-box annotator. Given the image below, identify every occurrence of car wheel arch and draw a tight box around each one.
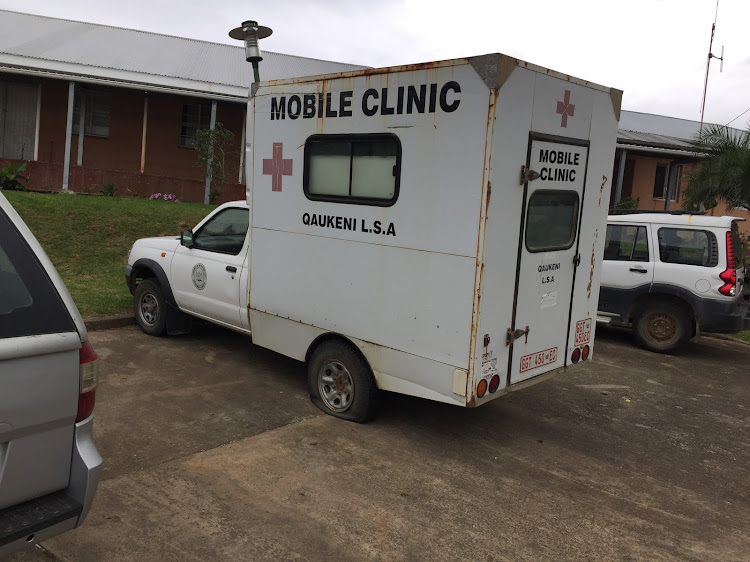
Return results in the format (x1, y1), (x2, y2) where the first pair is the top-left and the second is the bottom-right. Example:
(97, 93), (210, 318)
(629, 293), (697, 337)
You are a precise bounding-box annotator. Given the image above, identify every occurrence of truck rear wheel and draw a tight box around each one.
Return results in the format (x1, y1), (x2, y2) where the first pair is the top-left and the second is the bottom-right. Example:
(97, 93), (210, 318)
(307, 340), (380, 423)
(634, 302), (690, 354)
(134, 279), (167, 336)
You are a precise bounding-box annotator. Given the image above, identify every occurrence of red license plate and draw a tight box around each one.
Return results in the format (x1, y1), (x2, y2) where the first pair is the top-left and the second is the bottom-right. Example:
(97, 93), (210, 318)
(575, 318), (592, 346)
(520, 347), (558, 373)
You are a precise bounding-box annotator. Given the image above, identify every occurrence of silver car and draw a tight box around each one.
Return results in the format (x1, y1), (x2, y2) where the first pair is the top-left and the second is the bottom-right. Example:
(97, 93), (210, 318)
(0, 192), (102, 555)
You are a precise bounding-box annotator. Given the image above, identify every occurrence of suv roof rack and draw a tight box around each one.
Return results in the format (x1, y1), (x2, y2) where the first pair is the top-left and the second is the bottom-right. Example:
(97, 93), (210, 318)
(608, 209), (706, 216)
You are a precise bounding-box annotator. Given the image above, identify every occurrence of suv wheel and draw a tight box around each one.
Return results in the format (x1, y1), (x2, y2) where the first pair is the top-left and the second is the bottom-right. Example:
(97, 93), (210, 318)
(134, 279), (167, 336)
(634, 302), (690, 354)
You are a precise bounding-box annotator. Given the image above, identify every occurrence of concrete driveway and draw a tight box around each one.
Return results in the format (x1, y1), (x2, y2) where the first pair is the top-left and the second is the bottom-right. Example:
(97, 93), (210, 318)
(8, 325), (750, 561)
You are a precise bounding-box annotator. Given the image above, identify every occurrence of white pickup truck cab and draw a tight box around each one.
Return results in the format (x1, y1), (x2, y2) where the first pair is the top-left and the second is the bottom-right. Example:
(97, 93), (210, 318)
(126, 202), (251, 338)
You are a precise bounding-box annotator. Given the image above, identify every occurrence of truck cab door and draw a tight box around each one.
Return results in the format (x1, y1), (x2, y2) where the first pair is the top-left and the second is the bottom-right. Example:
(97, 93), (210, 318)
(170, 207), (249, 329)
(508, 136), (588, 384)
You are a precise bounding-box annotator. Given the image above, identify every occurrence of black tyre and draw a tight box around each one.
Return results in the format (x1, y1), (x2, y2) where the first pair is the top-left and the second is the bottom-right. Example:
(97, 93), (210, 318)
(134, 279), (167, 336)
(307, 339), (380, 423)
(634, 302), (690, 353)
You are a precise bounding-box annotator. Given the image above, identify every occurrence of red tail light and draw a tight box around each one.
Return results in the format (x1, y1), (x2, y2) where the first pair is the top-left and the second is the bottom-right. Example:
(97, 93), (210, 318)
(76, 341), (99, 422)
(571, 348), (581, 364)
(718, 231), (737, 297)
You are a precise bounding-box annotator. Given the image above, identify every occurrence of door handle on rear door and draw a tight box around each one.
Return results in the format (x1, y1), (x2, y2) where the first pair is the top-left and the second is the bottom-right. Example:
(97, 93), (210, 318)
(226, 266), (237, 273)
(629, 267), (648, 274)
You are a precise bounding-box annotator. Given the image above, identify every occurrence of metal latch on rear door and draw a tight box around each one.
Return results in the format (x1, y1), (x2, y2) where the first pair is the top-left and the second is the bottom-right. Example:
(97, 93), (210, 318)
(520, 165), (540, 185)
(506, 326), (530, 346)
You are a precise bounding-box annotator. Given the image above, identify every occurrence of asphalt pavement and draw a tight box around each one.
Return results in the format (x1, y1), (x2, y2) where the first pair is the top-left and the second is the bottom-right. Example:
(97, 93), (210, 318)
(8, 324), (750, 561)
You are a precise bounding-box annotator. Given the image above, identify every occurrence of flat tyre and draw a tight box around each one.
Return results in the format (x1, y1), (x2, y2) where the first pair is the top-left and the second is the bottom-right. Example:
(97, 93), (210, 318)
(307, 339), (380, 423)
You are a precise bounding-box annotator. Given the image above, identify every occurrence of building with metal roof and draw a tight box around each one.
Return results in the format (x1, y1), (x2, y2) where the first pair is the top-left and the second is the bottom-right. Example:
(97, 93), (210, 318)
(0, 10), (366, 202)
(611, 111), (749, 234)
(0, 9), (745, 232)
(0, 10), (365, 99)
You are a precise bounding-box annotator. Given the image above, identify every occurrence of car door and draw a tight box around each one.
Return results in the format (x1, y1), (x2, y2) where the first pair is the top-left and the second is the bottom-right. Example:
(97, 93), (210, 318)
(0, 210), (80, 510)
(170, 206), (249, 329)
(508, 136), (588, 385)
(598, 223), (654, 319)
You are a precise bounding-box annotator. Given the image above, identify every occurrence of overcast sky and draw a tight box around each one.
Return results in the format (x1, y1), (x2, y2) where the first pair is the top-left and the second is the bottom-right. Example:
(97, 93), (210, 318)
(2, 0), (748, 127)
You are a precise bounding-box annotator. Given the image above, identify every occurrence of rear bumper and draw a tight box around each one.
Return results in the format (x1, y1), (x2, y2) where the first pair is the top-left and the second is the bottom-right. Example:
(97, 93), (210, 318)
(0, 414), (102, 556)
(0, 491), (81, 555)
(698, 299), (750, 333)
(68, 414), (103, 525)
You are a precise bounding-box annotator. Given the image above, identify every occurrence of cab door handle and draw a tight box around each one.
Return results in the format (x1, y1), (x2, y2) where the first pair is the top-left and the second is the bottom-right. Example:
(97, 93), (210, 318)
(226, 266), (237, 273)
(629, 267), (647, 274)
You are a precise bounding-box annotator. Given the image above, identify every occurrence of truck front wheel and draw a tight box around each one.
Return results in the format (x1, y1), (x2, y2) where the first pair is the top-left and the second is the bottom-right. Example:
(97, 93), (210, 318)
(634, 302), (690, 354)
(134, 279), (167, 336)
(307, 340), (380, 423)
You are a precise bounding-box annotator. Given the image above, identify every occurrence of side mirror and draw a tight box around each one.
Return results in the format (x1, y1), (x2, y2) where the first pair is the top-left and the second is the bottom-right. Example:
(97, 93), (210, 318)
(181, 230), (194, 248)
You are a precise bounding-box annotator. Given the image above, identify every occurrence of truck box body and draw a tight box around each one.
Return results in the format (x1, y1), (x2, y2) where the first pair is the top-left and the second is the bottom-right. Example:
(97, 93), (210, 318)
(245, 54), (621, 407)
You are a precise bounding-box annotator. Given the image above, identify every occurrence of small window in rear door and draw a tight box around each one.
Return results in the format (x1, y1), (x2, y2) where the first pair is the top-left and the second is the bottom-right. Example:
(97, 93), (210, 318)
(525, 190), (580, 252)
(0, 213), (74, 338)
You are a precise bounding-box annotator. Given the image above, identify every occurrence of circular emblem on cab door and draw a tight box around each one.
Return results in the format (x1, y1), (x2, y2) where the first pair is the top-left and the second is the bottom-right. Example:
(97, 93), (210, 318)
(192, 263), (207, 290)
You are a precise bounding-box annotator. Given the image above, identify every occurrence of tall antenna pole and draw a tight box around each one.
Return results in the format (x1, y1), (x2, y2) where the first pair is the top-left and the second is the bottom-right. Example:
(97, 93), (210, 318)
(700, 0), (721, 134)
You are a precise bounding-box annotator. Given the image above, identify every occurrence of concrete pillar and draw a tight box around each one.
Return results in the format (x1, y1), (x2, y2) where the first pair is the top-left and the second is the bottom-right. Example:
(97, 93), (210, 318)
(33, 84), (41, 161)
(613, 148), (627, 208)
(203, 100), (218, 205)
(62, 82), (75, 191)
(76, 90), (85, 166)
(140, 96), (148, 173)
(238, 108), (246, 184)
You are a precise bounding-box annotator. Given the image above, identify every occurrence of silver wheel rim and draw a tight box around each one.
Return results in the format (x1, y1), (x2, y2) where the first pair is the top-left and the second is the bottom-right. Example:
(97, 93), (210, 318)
(139, 291), (159, 327)
(318, 360), (354, 412)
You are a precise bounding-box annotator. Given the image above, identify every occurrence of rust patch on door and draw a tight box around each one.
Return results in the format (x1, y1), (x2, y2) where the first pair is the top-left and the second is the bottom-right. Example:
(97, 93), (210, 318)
(598, 175), (607, 207)
(587, 229), (598, 300)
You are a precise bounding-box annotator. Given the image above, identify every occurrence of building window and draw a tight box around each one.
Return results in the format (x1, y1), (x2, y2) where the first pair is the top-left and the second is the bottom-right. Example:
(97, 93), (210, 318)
(525, 190), (580, 252)
(604, 225), (649, 261)
(303, 134), (400, 206)
(72, 91), (111, 138)
(657, 228), (718, 267)
(653, 163), (680, 201)
(179, 102), (212, 148)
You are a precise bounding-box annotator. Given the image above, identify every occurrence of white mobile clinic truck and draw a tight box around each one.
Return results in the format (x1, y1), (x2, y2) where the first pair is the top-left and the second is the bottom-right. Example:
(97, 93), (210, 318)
(126, 53), (622, 422)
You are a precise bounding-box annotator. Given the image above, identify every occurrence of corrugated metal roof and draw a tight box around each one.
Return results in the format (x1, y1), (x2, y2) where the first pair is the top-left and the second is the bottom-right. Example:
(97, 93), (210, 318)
(617, 129), (694, 150)
(0, 10), (366, 94)
(619, 110), (741, 141)
(619, 110), (706, 141)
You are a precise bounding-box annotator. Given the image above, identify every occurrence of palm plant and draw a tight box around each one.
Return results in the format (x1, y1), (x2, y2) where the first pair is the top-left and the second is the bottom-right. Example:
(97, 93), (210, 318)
(683, 124), (750, 211)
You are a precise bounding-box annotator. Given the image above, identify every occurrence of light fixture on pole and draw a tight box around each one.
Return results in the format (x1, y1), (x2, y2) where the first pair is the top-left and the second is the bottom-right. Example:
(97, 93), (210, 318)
(229, 20), (273, 84)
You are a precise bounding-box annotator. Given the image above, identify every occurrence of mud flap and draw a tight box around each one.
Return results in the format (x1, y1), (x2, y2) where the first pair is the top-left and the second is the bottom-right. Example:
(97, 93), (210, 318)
(166, 302), (193, 335)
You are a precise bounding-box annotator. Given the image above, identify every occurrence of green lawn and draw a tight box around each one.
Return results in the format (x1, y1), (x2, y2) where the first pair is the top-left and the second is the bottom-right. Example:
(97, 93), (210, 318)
(736, 330), (750, 342)
(5, 191), (214, 318)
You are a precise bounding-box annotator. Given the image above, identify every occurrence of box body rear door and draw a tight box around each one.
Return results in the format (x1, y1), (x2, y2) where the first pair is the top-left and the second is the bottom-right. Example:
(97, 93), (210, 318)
(509, 136), (589, 384)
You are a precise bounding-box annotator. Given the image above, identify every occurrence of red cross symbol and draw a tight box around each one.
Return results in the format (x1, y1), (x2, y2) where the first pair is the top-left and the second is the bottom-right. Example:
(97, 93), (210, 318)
(262, 142), (293, 192)
(556, 90), (575, 128)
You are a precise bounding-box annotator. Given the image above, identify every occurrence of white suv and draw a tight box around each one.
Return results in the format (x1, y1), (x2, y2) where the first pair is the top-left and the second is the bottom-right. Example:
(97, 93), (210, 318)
(597, 213), (749, 353)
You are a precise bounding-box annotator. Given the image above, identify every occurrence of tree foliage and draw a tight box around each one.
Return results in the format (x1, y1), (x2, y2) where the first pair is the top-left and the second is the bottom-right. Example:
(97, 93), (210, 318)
(194, 122), (236, 187)
(682, 124), (750, 211)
